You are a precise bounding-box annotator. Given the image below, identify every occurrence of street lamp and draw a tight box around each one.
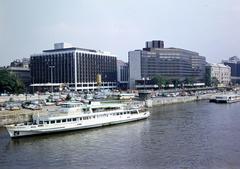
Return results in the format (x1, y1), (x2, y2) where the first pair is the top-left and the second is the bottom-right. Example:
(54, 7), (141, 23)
(142, 77), (149, 91)
(32, 76), (34, 94)
(49, 66), (55, 94)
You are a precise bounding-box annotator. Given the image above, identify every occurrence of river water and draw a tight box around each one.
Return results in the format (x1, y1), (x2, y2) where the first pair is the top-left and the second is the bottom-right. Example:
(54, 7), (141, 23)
(1, 101), (240, 169)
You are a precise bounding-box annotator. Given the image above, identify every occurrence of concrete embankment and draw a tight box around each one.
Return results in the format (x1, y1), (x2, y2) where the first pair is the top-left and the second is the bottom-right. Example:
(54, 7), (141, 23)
(151, 94), (215, 106)
(0, 107), (55, 127)
(0, 112), (33, 126)
(0, 95), (48, 103)
(0, 93), (225, 126)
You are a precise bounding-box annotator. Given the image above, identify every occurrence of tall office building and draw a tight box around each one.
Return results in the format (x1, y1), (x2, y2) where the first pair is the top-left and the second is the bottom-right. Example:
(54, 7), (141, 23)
(128, 40), (206, 89)
(30, 43), (117, 91)
(222, 56), (240, 84)
(117, 60), (128, 89)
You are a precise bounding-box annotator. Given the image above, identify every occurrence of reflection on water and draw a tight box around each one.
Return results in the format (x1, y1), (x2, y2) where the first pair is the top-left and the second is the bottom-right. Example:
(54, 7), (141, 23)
(1, 101), (240, 169)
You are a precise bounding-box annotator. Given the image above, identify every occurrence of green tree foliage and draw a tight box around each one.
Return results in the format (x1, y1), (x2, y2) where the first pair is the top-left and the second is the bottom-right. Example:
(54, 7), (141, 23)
(211, 77), (220, 87)
(0, 69), (25, 94)
(183, 77), (194, 85)
(152, 75), (167, 88)
(205, 67), (211, 86)
(172, 79), (180, 88)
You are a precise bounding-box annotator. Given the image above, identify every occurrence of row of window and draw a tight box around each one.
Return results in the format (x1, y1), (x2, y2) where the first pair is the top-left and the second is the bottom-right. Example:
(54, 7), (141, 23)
(37, 111), (138, 125)
(31, 53), (117, 84)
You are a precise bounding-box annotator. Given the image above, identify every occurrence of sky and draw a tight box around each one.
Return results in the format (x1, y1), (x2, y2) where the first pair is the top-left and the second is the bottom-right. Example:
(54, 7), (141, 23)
(0, 0), (240, 66)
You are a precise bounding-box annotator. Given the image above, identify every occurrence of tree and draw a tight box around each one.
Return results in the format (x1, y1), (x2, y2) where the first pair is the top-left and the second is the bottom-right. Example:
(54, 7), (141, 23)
(0, 69), (25, 94)
(183, 77), (194, 85)
(172, 79), (180, 88)
(152, 75), (167, 88)
(211, 77), (220, 87)
(205, 67), (211, 86)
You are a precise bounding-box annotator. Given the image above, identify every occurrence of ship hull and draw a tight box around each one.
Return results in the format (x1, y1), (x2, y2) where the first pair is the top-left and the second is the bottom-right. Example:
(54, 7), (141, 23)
(6, 111), (150, 138)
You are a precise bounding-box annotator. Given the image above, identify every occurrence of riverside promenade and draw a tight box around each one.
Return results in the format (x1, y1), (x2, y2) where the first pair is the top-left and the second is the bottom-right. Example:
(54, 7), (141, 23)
(151, 93), (214, 106)
(0, 94), (49, 103)
(0, 92), (227, 126)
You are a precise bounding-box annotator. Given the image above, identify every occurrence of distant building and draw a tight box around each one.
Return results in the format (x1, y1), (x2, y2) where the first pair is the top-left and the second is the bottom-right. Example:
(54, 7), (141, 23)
(128, 40), (206, 89)
(10, 58), (30, 68)
(222, 56), (240, 84)
(7, 58), (31, 88)
(7, 67), (31, 88)
(117, 60), (128, 89)
(206, 63), (231, 86)
(30, 43), (117, 91)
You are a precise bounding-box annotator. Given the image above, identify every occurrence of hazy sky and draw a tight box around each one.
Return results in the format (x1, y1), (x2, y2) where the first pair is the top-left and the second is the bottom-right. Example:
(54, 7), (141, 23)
(1, 0), (240, 66)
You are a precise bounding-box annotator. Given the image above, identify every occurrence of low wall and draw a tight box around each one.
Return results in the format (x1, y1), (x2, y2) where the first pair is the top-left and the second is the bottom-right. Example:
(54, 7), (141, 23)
(0, 113), (33, 126)
(0, 107), (52, 127)
(0, 95), (49, 103)
(152, 94), (215, 106)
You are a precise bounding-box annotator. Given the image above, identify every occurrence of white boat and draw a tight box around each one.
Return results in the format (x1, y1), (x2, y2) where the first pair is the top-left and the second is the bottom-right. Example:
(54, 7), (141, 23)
(214, 94), (240, 103)
(112, 93), (136, 100)
(5, 101), (150, 138)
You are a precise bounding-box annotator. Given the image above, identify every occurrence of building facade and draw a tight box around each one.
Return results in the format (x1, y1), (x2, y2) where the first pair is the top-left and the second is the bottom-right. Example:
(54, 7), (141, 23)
(205, 63), (231, 86)
(30, 43), (117, 91)
(222, 56), (240, 84)
(10, 58), (30, 68)
(128, 40), (206, 89)
(117, 60), (128, 89)
(7, 58), (31, 89)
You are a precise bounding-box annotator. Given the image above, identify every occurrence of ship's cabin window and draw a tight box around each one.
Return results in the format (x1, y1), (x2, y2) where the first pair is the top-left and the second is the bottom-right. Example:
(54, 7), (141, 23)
(39, 121), (43, 124)
(62, 104), (81, 108)
(67, 119), (71, 122)
(92, 108), (104, 113)
(44, 121), (49, 124)
(117, 113), (119, 115)
(62, 104), (71, 108)
(80, 117), (82, 120)
(51, 120), (55, 124)
(131, 110), (138, 114)
(62, 119), (66, 123)
(56, 120), (61, 123)
(73, 118), (77, 121)
(83, 108), (90, 112)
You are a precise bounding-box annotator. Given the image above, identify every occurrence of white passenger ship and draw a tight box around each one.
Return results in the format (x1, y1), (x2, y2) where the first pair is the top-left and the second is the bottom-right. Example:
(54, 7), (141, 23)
(213, 94), (240, 103)
(5, 102), (150, 138)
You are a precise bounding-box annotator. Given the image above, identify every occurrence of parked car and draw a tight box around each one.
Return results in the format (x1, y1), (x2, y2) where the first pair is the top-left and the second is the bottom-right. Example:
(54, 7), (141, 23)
(22, 100), (43, 110)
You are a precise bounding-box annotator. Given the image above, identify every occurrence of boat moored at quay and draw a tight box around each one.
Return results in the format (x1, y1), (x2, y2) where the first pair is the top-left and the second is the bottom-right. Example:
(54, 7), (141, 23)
(209, 94), (240, 103)
(5, 101), (150, 138)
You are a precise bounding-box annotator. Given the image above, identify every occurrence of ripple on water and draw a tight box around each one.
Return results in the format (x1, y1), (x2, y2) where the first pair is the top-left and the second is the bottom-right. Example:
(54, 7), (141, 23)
(1, 101), (240, 169)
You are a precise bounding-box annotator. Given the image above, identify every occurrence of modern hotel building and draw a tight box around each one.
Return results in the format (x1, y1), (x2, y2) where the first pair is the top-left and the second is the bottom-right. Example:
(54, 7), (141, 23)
(129, 40), (206, 89)
(30, 43), (117, 91)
